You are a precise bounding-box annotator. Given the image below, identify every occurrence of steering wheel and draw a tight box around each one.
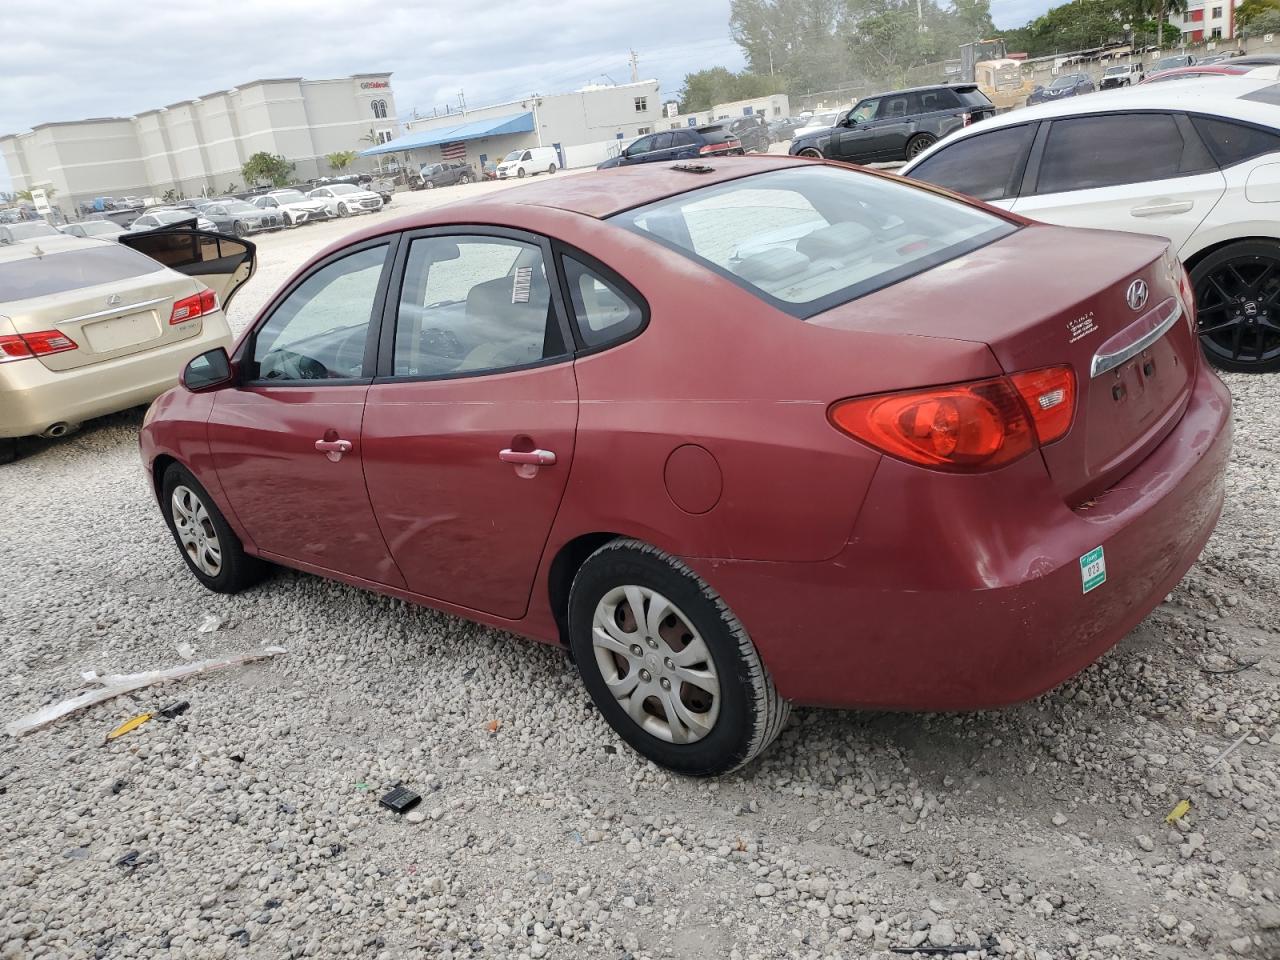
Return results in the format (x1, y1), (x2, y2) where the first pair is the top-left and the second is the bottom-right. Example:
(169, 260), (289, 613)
(261, 349), (328, 381)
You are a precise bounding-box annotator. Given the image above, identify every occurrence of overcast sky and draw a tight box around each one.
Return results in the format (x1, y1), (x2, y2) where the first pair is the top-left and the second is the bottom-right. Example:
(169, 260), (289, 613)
(1, 0), (1052, 192)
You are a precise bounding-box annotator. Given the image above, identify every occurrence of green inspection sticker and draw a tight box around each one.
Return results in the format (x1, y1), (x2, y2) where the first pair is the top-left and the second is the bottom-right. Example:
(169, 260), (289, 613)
(1080, 546), (1107, 593)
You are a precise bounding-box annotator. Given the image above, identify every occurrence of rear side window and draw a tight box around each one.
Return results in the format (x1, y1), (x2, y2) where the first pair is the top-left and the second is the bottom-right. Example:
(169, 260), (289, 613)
(561, 255), (646, 348)
(611, 166), (1015, 319)
(910, 124), (1036, 201)
(1035, 113), (1212, 194)
(0, 244), (165, 302)
(1191, 115), (1280, 167)
(955, 88), (994, 108)
(699, 126), (732, 144)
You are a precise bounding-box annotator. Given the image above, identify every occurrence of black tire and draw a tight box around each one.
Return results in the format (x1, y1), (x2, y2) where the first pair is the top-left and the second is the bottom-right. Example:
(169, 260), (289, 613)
(905, 133), (937, 159)
(338, 203), (351, 218)
(798, 147), (824, 160)
(1190, 239), (1280, 373)
(568, 539), (789, 776)
(548, 163), (558, 174)
(0, 437), (16, 466)
(160, 463), (266, 594)
(233, 220), (247, 238)
(425, 181), (435, 189)
(517, 167), (526, 179)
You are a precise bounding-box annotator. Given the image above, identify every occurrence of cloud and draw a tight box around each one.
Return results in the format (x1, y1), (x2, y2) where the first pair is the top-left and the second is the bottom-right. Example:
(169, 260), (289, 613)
(992, 0), (1057, 30)
(0, 0), (744, 189)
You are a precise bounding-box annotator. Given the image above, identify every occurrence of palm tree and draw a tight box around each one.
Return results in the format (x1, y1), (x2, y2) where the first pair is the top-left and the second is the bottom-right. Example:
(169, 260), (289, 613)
(16, 186), (57, 202)
(1156, 0), (1190, 50)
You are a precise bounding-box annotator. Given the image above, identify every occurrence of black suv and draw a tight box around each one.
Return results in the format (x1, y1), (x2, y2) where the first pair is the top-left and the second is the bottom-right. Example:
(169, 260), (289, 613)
(789, 84), (996, 164)
(597, 126), (744, 168)
(414, 161), (474, 189)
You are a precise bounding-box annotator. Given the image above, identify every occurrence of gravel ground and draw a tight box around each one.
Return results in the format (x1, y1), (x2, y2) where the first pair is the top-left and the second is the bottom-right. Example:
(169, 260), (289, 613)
(1, 173), (1278, 960)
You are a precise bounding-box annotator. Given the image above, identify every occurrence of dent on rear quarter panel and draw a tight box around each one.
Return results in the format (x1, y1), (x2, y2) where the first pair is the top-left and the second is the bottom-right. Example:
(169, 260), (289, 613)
(528, 208), (1004, 564)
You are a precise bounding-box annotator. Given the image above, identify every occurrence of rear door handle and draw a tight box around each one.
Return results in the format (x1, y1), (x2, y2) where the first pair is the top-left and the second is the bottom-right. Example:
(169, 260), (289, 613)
(1131, 200), (1193, 217)
(499, 448), (556, 465)
(315, 438), (352, 462)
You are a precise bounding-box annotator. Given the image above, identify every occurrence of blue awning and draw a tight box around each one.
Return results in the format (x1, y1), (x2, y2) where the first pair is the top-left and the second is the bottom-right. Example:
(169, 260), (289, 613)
(359, 112), (534, 156)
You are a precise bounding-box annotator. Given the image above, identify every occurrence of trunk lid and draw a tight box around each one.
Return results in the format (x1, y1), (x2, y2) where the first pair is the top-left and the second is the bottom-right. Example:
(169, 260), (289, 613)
(811, 224), (1198, 503)
(0, 240), (203, 372)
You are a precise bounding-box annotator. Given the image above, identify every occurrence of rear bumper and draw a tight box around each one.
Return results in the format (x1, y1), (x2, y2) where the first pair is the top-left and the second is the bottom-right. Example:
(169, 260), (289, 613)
(0, 313), (232, 439)
(684, 363), (1232, 710)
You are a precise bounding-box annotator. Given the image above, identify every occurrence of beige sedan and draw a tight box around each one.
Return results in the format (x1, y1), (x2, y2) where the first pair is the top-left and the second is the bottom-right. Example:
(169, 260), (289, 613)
(0, 230), (254, 463)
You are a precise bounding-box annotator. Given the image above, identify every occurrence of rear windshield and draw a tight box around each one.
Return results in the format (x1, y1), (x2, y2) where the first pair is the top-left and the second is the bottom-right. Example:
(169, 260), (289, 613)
(4, 221), (60, 242)
(611, 166), (1014, 318)
(0, 244), (165, 302)
(955, 87), (993, 107)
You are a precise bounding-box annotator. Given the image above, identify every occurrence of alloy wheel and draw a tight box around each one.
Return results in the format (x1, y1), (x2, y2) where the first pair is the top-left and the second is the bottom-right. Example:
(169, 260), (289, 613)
(907, 135), (936, 158)
(1195, 254), (1280, 368)
(171, 485), (222, 577)
(590, 585), (721, 744)
(799, 148), (823, 159)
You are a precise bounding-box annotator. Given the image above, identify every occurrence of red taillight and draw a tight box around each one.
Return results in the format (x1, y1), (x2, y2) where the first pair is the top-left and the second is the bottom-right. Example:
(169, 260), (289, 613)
(962, 111), (973, 126)
(1008, 365), (1076, 445)
(170, 288), (217, 325)
(829, 365), (1077, 471)
(0, 335), (34, 363)
(16, 330), (79, 357)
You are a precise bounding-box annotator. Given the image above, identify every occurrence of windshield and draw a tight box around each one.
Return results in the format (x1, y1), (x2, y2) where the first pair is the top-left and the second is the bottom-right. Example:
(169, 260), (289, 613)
(503, 150), (523, 161)
(5, 221), (60, 241)
(1050, 75), (1078, 88)
(611, 166), (1014, 319)
(1156, 57), (1187, 71)
(79, 221), (118, 235)
(1104, 66), (1126, 76)
(218, 201), (257, 213)
(271, 191), (308, 203)
(154, 210), (197, 224)
(0, 244), (164, 301)
(329, 184), (359, 195)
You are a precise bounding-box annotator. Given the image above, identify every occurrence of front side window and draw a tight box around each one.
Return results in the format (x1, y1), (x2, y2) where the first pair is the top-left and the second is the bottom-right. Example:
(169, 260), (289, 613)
(850, 99), (879, 123)
(251, 244), (388, 381)
(392, 235), (565, 378)
(1036, 113), (1212, 194)
(612, 166), (1015, 318)
(909, 123), (1036, 201)
(561, 255), (646, 348)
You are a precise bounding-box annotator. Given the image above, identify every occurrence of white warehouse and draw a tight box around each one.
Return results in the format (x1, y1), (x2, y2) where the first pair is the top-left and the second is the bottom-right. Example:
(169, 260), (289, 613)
(361, 80), (665, 172)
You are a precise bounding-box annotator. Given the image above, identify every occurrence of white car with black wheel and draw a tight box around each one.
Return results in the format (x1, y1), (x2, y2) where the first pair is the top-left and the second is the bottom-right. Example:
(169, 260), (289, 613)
(251, 190), (329, 227)
(307, 183), (383, 218)
(904, 78), (1280, 373)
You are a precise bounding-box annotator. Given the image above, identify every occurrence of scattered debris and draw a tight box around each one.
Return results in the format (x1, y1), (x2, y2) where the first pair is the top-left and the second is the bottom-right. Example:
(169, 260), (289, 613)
(197, 614), (223, 634)
(379, 785), (422, 814)
(175, 642), (197, 661)
(157, 700), (189, 720)
(5, 648), (286, 738)
(891, 935), (999, 955)
(1205, 731), (1251, 771)
(106, 712), (155, 741)
(1165, 799), (1192, 824)
(114, 850), (141, 870)
(1202, 658), (1260, 676)
(485, 719), (502, 734)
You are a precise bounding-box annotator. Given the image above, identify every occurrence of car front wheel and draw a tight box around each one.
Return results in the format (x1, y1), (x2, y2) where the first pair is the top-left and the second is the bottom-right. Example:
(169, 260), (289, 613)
(425, 181), (435, 189)
(905, 133), (937, 158)
(338, 203), (351, 217)
(517, 167), (527, 178)
(568, 539), (789, 776)
(1191, 239), (1280, 373)
(161, 464), (266, 593)
(233, 221), (247, 237)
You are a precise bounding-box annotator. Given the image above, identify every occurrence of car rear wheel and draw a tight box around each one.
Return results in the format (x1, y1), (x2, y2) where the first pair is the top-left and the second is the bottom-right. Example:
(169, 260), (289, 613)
(1192, 240), (1280, 373)
(906, 133), (937, 158)
(161, 463), (266, 594)
(548, 163), (557, 174)
(798, 148), (823, 159)
(568, 539), (789, 776)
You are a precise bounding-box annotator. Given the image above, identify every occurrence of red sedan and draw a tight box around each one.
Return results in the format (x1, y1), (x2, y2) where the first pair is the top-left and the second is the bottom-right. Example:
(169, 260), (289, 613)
(140, 157), (1231, 775)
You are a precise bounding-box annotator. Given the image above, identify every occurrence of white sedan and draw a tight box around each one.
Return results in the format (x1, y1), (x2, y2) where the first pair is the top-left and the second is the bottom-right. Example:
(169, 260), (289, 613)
(307, 183), (383, 218)
(251, 189), (330, 227)
(903, 78), (1280, 373)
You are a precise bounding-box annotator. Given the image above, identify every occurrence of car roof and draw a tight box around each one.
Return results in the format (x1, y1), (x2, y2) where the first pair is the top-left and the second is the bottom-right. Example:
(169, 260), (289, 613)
(470, 154), (811, 218)
(861, 83), (980, 97)
(0, 233), (105, 264)
(905, 78), (1280, 167)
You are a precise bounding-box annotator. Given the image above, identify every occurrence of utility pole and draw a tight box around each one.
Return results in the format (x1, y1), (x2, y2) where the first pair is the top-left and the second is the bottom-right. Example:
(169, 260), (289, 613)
(459, 89), (467, 115)
(629, 50), (640, 83)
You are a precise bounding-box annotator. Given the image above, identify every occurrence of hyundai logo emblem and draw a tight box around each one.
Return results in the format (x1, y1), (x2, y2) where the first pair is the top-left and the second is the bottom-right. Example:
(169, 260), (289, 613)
(1126, 279), (1149, 312)
(106, 293), (122, 307)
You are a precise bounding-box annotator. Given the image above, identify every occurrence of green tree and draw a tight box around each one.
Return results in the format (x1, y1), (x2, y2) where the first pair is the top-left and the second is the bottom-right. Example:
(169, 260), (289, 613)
(326, 150), (358, 171)
(678, 67), (786, 111)
(1242, 6), (1280, 31)
(240, 152), (294, 188)
(1237, 0), (1280, 27)
(16, 186), (57, 201)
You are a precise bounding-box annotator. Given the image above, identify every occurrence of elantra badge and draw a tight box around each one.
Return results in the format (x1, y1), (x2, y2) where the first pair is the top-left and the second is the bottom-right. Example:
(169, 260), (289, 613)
(1126, 279), (1148, 312)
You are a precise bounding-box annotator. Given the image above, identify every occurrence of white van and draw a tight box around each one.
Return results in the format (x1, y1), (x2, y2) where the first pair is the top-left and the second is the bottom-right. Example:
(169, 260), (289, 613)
(496, 146), (559, 179)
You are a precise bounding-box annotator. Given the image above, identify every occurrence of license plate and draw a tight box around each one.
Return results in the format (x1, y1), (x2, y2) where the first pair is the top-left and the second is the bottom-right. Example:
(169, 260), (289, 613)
(1080, 546), (1107, 593)
(82, 312), (160, 352)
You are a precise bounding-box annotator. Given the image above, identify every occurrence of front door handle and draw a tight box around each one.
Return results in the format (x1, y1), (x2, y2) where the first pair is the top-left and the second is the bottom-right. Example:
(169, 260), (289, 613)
(1131, 200), (1193, 217)
(315, 438), (352, 462)
(499, 448), (556, 466)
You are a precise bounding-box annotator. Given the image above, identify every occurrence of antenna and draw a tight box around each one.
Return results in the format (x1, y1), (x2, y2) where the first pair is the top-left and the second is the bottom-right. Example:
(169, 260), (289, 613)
(629, 50), (639, 83)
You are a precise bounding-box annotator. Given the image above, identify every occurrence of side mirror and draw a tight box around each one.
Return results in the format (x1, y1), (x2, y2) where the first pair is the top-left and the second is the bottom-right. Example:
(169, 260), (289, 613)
(181, 347), (234, 393)
(1034, 84), (1045, 93)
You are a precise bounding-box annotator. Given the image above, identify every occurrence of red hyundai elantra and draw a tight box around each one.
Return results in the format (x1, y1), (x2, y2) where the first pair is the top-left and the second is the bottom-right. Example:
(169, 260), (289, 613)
(140, 157), (1232, 775)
